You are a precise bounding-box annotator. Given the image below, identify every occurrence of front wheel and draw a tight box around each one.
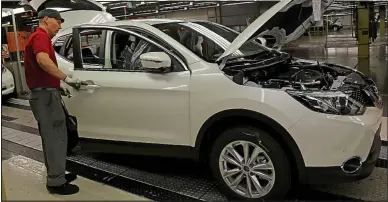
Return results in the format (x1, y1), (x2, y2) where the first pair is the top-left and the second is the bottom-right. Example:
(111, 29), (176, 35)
(209, 126), (291, 200)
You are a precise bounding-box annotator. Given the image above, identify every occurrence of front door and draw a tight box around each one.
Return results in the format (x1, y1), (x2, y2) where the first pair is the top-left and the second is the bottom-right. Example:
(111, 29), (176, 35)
(61, 25), (191, 146)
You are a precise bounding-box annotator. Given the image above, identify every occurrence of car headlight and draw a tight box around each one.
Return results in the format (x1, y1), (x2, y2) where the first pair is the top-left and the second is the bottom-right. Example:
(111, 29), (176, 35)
(287, 90), (366, 115)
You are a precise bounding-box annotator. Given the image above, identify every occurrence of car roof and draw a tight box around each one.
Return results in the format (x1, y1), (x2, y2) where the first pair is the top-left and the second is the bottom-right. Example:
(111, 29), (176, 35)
(55, 18), (210, 39)
(96, 18), (207, 27)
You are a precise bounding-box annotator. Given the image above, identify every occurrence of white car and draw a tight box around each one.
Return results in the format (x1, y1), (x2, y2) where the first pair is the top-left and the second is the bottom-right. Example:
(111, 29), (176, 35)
(30, 0), (383, 200)
(2, 64), (15, 96)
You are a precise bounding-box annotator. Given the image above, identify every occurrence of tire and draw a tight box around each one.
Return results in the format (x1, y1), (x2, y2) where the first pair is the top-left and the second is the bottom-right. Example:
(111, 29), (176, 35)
(209, 125), (291, 200)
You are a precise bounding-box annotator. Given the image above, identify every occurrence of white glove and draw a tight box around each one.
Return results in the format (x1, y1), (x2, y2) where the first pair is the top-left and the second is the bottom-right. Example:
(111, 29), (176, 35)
(64, 76), (81, 89)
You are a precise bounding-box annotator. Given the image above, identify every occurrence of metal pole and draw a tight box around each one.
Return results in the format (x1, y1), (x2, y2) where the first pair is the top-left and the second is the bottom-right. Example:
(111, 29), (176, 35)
(379, 5), (386, 40)
(351, 5), (354, 38)
(356, 1), (370, 76)
(11, 9), (24, 97)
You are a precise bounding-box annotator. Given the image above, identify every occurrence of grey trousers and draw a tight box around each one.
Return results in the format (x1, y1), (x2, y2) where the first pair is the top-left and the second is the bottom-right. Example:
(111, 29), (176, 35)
(29, 88), (67, 187)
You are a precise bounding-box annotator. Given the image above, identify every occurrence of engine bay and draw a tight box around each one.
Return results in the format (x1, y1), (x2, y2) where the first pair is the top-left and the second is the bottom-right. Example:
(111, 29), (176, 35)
(223, 56), (370, 91)
(222, 54), (381, 107)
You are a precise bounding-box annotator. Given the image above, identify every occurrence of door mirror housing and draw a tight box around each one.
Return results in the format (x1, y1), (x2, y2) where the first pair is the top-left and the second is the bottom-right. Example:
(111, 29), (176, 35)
(140, 52), (172, 72)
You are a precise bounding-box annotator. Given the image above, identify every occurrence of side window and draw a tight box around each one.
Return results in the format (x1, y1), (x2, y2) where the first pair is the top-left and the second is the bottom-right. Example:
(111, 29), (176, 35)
(53, 35), (67, 54)
(155, 24), (224, 63)
(109, 30), (184, 72)
(64, 29), (104, 67)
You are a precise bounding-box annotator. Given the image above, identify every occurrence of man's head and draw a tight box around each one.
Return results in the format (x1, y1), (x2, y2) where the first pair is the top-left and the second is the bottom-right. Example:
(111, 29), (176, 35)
(38, 9), (64, 38)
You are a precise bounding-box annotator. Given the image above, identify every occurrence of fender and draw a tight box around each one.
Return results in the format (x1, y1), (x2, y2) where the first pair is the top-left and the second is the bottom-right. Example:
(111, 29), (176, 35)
(194, 109), (307, 183)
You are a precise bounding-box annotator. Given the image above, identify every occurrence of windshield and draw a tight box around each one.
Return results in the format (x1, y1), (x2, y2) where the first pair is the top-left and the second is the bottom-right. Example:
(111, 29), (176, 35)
(194, 21), (265, 52)
(152, 21), (267, 63)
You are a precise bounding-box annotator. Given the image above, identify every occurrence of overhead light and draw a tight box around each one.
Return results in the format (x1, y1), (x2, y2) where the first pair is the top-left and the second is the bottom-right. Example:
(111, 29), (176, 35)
(49, 7), (72, 12)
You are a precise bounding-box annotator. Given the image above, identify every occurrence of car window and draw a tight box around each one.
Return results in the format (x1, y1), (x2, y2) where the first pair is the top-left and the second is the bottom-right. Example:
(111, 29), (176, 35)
(154, 23), (224, 63)
(109, 30), (184, 72)
(63, 29), (104, 66)
(53, 35), (67, 54)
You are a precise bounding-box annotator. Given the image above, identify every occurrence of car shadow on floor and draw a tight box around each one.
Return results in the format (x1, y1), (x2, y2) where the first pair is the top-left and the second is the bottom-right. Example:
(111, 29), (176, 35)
(86, 153), (362, 201)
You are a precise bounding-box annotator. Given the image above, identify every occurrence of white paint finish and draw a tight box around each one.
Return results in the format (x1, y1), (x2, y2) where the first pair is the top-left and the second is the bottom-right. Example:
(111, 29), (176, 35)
(2, 65), (15, 95)
(1, 126), (42, 151)
(2, 132), (21, 140)
(57, 10), (116, 32)
(25, 139), (43, 150)
(63, 70), (191, 145)
(4, 4), (387, 187)
(288, 107), (383, 166)
(1, 127), (19, 136)
(188, 61), (309, 146)
(6, 98), (30, 106)
(217, 0), (292, 61)
(33, 144), (43, 151)
(381, 117), (387, 141)
(2, 155), (150, 201)
(18, 135), (41, 146)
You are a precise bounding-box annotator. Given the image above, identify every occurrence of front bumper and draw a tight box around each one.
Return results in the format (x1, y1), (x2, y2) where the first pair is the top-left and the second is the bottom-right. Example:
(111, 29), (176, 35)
(305, 123), (381, 184)
(288, 106), (383, 167)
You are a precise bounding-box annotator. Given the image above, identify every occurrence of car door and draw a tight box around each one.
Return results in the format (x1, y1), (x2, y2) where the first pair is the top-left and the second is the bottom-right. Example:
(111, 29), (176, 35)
(61, 25), (191, 146)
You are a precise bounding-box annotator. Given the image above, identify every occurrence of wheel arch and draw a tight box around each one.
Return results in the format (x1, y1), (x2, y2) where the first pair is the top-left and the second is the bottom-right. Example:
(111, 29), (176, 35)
(194, 109), (307, 183)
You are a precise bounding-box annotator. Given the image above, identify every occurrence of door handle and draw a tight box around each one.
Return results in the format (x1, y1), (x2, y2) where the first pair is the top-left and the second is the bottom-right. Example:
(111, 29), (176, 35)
(78, 80), (100, 91)
(79, 84), (100, 91)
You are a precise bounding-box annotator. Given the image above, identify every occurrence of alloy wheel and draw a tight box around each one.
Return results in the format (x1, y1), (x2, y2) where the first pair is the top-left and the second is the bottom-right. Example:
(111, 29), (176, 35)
(218, 140), (275, 198)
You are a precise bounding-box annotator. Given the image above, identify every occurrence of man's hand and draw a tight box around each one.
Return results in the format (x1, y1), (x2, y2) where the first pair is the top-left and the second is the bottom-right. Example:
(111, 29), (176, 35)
(64, 76), (82, 89)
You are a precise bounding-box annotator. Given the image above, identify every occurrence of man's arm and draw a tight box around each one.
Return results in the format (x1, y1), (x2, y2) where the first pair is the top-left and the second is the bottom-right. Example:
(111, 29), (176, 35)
(36, 52), (67, 81)
(32, 34), (67, 81)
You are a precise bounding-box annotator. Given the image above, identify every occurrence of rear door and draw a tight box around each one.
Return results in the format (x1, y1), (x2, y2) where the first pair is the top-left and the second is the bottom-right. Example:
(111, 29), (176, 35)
(61, 25), (192, 146)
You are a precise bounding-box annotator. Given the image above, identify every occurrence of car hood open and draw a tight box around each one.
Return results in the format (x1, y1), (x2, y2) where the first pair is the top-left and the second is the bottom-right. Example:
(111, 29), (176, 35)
(27, 0), (116, 30)
(216, 0), (334, 62)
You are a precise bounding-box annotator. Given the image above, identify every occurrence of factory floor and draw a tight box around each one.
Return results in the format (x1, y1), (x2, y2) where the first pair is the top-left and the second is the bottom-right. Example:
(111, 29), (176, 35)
(1, 30), (387, 201)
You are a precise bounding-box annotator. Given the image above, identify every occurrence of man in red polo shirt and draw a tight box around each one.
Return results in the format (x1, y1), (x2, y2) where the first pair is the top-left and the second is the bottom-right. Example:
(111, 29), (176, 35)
(24, 9), (80, 195)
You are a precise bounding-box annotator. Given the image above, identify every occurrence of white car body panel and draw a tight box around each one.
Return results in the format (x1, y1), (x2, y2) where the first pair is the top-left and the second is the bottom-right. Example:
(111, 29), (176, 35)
(57, 10), (116, 31)
(62, 70), (191, 145)
(289, 107), (383, 167)
(31, 0), (382, 174)
(1, 66), (15, 95)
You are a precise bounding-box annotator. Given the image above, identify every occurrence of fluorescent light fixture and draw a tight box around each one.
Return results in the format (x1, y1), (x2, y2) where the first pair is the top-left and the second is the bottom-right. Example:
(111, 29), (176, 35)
(49, 7), (72, 12)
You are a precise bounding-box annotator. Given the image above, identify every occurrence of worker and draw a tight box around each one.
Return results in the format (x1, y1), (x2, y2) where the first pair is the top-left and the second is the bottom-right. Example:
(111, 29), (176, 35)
(24, 9), (81, 195)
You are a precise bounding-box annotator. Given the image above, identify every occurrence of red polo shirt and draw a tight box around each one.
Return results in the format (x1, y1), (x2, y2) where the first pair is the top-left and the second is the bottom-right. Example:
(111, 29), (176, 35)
(24, 27), (60, 89)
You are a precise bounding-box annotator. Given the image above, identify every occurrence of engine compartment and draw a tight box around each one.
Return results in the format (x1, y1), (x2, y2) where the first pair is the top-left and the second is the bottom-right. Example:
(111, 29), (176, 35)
(222, 56), (381, 107)
(224, 57), (369, 90)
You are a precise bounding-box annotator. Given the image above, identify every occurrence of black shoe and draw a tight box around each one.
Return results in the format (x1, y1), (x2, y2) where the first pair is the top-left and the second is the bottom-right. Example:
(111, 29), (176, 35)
(46, 183), (79, 195)
(65, 173), (77, 183)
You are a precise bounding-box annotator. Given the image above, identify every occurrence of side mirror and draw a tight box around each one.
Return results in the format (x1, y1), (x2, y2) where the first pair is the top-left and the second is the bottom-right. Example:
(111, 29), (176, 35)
(140, 52), (171, 72)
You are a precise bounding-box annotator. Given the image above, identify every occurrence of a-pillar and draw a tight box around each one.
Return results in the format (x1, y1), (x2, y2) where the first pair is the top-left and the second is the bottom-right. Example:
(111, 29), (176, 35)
(356, 1), (370, 76)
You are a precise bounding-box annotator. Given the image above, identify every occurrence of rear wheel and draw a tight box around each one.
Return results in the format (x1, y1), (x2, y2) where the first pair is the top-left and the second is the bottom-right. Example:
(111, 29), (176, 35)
(209, 126), (291, 200)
